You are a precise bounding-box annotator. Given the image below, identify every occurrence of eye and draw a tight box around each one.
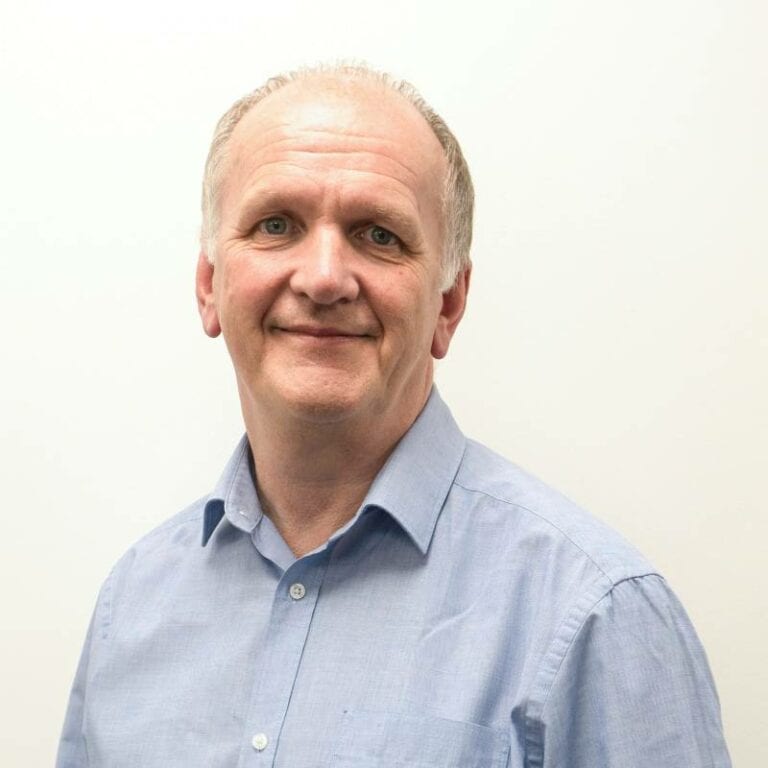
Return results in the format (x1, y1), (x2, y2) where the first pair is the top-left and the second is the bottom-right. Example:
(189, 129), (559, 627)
(257, 216), (291, 235)
(362, 225), (401, 248)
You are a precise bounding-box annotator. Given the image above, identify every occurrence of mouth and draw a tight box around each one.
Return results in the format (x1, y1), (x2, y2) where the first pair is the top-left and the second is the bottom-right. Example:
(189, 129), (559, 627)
(274, 325), (374, 340)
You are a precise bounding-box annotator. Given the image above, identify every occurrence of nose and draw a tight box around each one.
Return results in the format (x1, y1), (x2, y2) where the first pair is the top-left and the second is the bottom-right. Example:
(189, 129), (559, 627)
(289, 226), (360, 305)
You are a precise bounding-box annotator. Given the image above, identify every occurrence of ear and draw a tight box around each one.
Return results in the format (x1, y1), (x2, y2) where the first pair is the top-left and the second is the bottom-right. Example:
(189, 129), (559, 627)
(431, 266), (471, 359)
(195, 251), (221, 338)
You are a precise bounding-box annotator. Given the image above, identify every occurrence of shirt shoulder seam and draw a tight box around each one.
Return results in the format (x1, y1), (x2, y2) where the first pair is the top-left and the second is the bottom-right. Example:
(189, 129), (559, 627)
(126, 502), (206, 556)
(96, 502), (207, 638)
(452, 480), (621, 584)
(522, 573), (667, 767)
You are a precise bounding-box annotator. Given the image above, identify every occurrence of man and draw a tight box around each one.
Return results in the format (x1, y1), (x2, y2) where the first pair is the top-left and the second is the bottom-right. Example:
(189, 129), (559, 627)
(57, 65), (731, 767)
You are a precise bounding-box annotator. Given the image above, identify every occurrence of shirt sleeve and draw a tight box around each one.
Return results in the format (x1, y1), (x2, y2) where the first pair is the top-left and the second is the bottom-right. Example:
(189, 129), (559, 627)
(528, 574), (731, 768)
(55, 605), (96, 767)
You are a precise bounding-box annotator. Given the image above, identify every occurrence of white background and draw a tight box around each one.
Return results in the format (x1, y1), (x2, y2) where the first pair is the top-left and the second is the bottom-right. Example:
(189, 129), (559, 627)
(1, 1), (765, 765)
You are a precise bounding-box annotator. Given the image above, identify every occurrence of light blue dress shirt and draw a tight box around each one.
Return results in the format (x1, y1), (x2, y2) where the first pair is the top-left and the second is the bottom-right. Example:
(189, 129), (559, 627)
(57, 390), (731, 767)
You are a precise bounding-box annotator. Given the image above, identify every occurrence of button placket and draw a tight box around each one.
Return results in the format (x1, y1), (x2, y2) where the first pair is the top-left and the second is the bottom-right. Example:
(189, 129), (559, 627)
(239, 557), (329, 766)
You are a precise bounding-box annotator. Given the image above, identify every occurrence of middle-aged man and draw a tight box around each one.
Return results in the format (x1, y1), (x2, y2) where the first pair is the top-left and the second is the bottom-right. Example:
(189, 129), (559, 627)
(57, 65), (731, 767)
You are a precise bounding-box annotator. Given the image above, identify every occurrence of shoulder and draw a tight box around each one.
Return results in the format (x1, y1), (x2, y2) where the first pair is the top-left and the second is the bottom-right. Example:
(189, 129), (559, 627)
(93, 496), (209, 621)
(524, 572), (730, 766)
(449, 442), (729, 763)
(114, 495), (207, 567)
(451, 438), (657, 586)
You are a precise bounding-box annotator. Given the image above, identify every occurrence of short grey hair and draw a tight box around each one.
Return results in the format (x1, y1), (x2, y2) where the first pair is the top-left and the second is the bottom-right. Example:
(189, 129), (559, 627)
(201, 63), (474, 289)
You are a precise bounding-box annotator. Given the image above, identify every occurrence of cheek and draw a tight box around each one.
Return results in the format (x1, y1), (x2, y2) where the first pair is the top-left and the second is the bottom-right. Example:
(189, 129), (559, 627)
(372, 262), (436, 307)
(216, 262), (283, 322)
(376, 283), (441, 348)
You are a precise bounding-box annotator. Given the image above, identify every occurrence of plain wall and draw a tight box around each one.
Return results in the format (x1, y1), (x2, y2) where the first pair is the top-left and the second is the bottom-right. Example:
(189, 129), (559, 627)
(1, 1), (765, 764)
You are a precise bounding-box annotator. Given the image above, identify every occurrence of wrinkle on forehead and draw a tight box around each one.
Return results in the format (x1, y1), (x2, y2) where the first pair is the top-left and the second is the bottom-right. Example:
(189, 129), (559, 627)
(234, 144), (427, 200)
(226, 78), (447, 192)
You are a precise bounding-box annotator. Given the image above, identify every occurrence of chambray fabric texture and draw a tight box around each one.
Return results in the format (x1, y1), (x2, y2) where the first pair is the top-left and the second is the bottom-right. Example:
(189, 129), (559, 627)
(57, 390), (731, 767)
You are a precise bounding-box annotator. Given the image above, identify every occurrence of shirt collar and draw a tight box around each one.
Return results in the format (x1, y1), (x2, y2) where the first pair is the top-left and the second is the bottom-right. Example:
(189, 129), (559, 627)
(358, 388), (466, 554)
(202, 436), (261, 546)
(202, 388), (466, 555)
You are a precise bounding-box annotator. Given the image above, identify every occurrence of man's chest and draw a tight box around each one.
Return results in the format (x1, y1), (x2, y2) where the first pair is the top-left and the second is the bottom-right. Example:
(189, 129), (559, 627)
(83, 526), (546, 767)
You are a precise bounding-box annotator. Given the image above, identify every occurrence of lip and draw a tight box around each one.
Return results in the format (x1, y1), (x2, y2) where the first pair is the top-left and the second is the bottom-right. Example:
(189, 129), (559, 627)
(275, 325), (372, 339)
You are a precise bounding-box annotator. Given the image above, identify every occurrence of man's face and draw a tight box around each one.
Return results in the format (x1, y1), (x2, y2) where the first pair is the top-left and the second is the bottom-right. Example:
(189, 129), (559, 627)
(196, 79), (468, 429)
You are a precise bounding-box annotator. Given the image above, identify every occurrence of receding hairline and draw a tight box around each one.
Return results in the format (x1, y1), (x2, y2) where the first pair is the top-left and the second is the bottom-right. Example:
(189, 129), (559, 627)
(201, 63), (474, 289)
(221, 73), (448, 187)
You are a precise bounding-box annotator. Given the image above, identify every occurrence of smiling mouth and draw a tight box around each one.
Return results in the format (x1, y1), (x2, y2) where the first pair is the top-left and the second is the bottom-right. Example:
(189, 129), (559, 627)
(275, 325), (373, 340)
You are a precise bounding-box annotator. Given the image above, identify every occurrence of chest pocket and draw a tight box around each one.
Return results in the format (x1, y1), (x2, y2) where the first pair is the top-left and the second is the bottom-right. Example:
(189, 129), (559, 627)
(331, 710), (510, 768)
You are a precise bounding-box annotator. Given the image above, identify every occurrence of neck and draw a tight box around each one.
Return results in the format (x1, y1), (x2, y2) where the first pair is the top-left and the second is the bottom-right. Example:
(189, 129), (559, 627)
(242, 387), (431, 557)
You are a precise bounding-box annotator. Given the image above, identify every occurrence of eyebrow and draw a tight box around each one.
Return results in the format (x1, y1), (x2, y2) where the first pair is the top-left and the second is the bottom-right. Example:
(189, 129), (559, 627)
(360, 202), (421, 238)
(233, 184), (425, 246)
(234, 186), (317, 221)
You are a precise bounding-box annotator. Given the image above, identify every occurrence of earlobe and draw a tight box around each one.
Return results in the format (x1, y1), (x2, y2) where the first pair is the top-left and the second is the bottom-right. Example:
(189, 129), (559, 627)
(195, 251), (221, 338)
(431, 267), (471, 359)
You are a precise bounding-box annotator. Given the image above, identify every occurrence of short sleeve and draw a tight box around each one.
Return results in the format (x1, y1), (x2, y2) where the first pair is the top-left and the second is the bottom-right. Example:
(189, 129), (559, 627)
(529, 575), (731, 768)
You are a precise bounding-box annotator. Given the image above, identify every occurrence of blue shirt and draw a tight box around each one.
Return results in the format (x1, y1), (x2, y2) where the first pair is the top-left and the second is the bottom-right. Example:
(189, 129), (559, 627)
(57, 390), (731, 767)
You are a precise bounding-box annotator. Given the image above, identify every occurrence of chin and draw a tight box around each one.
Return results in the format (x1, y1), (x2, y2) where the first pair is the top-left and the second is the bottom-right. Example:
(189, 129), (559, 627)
(268, 374), (376, 425)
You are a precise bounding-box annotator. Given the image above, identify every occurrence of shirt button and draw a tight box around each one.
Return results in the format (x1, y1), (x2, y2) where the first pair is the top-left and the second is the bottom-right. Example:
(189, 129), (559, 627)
(289, 582), (306, 600)
(251, 733), (269, 751)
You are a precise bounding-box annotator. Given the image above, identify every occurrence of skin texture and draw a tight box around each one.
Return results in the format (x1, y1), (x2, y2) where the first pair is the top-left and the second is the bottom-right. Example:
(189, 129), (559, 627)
(196, 77), (470, 555)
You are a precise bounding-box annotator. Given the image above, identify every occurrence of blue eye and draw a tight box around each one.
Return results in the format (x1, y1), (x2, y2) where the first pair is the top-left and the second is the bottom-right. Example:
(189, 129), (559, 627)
(259, 217), (289, 235)
(367, 226), (399, 246)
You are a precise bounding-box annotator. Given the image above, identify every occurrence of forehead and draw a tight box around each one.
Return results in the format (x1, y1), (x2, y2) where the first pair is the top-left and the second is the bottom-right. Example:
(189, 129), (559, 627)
(221, 78), (447, 213)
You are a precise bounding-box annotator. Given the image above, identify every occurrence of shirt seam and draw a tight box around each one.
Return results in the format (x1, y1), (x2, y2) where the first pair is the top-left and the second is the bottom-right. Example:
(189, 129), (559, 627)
(99, 567), (115, 640)
(452, 480), (616, 583)
(522, 574), (665, 768)
(128, 508), (205, 558)
(99, 508), (206, 638)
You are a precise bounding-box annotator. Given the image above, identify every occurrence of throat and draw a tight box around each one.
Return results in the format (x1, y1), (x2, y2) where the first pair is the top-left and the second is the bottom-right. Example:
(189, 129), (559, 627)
(256, 476), (372, 557)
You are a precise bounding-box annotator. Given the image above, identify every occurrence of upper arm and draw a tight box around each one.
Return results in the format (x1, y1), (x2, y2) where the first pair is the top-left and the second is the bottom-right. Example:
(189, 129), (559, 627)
(55, 610), (94, 768)
(55, 563), (118, 768)
(526, 575), (731, 768)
